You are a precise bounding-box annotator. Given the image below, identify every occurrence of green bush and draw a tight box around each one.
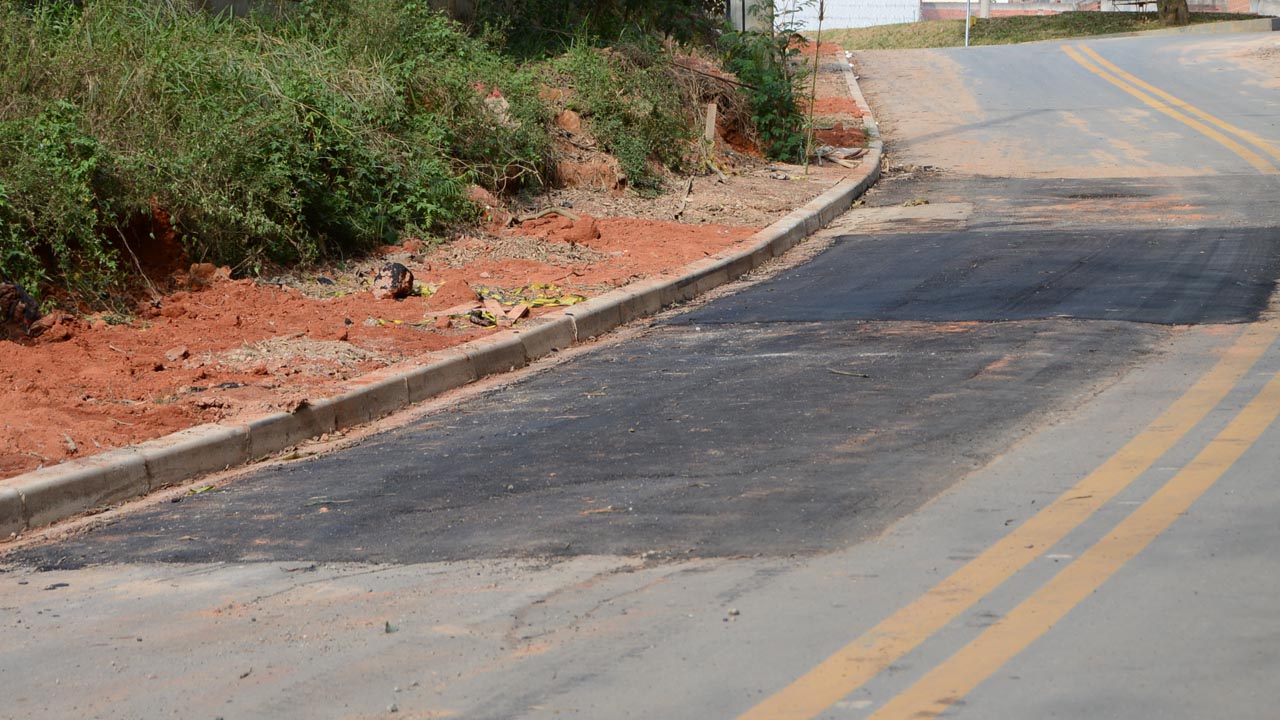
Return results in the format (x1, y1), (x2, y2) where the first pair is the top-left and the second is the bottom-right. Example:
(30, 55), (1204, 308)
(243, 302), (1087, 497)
(553, 41), (690, 194)
(719, 28), (808, 162)
(0, 0), (551, 304)
(473, 0), (724, 58)
(0, 101), (118, 303)
(0, 0), (752, 308)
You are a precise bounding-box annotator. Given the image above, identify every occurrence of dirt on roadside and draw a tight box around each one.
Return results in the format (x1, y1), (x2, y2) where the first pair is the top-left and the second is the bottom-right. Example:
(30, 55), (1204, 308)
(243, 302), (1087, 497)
(0, 44), (870, 480)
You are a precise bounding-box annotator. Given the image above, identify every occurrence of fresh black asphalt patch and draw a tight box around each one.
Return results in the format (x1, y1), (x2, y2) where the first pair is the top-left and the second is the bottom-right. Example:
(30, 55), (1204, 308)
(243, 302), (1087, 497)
(15, 319), (1160, 568)
(676, 226), (1280, 326)
(681, 174), (1280, 327)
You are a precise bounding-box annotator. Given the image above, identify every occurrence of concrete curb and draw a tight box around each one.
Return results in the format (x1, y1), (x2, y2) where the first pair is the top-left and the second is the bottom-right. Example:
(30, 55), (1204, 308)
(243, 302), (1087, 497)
(0, 58), (883, 540)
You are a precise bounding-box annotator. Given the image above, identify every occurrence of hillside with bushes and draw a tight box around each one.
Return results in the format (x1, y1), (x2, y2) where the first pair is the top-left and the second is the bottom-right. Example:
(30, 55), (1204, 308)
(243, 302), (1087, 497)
(0, 0), (808, 312)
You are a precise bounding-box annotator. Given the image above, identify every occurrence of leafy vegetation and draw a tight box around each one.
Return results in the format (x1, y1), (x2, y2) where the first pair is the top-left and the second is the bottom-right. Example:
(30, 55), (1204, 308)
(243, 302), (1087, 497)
(718, 2), (813, 163)
(553, 42), (691, 194)
(0, 0), (549, 306)
(0, 0), (810, 309)
(822, 12), (1260, 50)
(719, 29), (809, 162)
(473, 0), (725, 57)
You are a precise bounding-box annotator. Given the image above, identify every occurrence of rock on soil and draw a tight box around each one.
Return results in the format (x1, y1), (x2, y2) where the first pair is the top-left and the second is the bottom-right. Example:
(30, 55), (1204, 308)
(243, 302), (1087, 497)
(0, 282), (39, 341)
(372, 263), (415, 300)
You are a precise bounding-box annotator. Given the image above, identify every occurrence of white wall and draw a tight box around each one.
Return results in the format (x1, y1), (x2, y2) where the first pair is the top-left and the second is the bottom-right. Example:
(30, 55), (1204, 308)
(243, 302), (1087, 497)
(728, 0), (775, 30)
(780, 0), (921, 30)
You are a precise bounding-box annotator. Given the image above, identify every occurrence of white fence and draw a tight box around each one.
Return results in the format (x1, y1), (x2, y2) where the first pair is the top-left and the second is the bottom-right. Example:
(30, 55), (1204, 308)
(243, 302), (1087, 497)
(779, 0), (922, 30)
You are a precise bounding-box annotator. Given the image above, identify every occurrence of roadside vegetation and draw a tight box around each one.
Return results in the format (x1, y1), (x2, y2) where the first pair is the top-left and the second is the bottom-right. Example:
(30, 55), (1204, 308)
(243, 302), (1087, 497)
(0, 0), (811, 311)
(823, 12), (1260, 50)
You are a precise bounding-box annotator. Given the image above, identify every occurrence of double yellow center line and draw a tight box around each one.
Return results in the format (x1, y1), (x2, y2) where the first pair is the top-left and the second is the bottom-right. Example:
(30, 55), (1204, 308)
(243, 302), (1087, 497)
(739, 47), (1280, 720)
(739, 321), (1279, 720)
(1063, 44), (1280, 174)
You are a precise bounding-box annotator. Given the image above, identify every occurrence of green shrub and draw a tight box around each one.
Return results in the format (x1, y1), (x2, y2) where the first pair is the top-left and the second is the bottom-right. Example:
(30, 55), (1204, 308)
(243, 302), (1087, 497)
(0, 101), (118, 304)
(553, 41), (690, 194)
(718, 28), (808, 162)
(0, 0), (550, 304)
(0, 0), (740, 307)
(473, 0), (723, 58)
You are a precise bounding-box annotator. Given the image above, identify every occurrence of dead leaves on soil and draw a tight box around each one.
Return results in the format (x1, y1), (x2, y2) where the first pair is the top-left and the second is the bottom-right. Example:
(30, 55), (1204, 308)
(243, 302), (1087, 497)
(448, 284), (586, 328)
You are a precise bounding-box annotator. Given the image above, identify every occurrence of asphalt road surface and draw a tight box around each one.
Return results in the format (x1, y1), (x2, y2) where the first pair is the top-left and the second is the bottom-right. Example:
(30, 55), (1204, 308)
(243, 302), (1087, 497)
(4, 31), (1280, 720)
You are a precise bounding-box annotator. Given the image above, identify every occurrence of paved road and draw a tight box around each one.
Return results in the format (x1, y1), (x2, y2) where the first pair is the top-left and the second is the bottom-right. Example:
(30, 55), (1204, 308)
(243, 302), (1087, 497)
(3, 31), (1280, 720)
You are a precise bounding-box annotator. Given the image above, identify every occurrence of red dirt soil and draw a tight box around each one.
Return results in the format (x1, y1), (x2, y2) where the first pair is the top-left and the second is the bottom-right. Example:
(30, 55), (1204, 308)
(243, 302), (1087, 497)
(0, 217), (758, 477)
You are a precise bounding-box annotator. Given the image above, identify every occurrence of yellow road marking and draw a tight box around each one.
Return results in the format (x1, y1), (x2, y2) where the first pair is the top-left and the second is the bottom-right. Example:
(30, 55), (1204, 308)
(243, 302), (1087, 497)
(1077, 44), (1280, 164)
(870, 365), (1280, 720)
(1062, 44), (1278, 175)
(738, 322), (1278, 720)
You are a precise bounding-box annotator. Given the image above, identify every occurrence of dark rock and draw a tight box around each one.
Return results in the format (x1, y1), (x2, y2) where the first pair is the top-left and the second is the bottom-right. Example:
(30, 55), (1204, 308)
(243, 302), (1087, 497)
(28, 310), (74, 342)
(0, 281), (40, 341)
(372, 263), (415, 300)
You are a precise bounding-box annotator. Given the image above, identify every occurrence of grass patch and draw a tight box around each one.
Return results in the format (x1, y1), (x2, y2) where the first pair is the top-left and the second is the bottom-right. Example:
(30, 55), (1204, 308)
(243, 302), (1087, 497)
(823, 12), (1262, 50)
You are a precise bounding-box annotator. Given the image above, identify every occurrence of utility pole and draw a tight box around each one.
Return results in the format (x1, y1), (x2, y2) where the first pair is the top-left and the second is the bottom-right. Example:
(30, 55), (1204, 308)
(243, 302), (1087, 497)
(965, 0), (972, 47)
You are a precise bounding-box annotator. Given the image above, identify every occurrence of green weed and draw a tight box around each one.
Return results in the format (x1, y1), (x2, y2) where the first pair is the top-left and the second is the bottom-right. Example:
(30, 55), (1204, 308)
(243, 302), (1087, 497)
(0, 0), (549, 305)
(553, 41), (690, 195)
(719, 2), (812, 163)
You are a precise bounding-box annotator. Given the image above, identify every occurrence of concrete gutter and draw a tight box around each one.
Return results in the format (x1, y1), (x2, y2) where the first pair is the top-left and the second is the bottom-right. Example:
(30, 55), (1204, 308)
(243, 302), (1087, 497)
(0, 59), (883, 541)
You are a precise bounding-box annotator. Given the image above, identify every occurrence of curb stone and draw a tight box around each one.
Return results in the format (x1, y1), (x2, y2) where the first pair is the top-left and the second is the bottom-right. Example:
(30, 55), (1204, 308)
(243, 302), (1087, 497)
(0, 56), (883, 540)
(5, 448), (148, 530)
(1, 486), (23, 538)
(135, 424), (250, 490)
(514, 316), (576, 361)
(404, 350), (477, 403)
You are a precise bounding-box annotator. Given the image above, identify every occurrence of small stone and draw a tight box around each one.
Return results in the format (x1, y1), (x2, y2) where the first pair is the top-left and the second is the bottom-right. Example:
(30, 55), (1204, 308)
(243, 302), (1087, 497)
(188, 262), (224, 290)
(388, 703), (399, 713)
(0, 282), (39, 341)
(27, 311), (73, 341)
(40, 322), (73, 343)
(562, 215), (601, 245)
(372, 263), (414, 300)
(555, 109), (584, 134)
(164, 346), (190, 363)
